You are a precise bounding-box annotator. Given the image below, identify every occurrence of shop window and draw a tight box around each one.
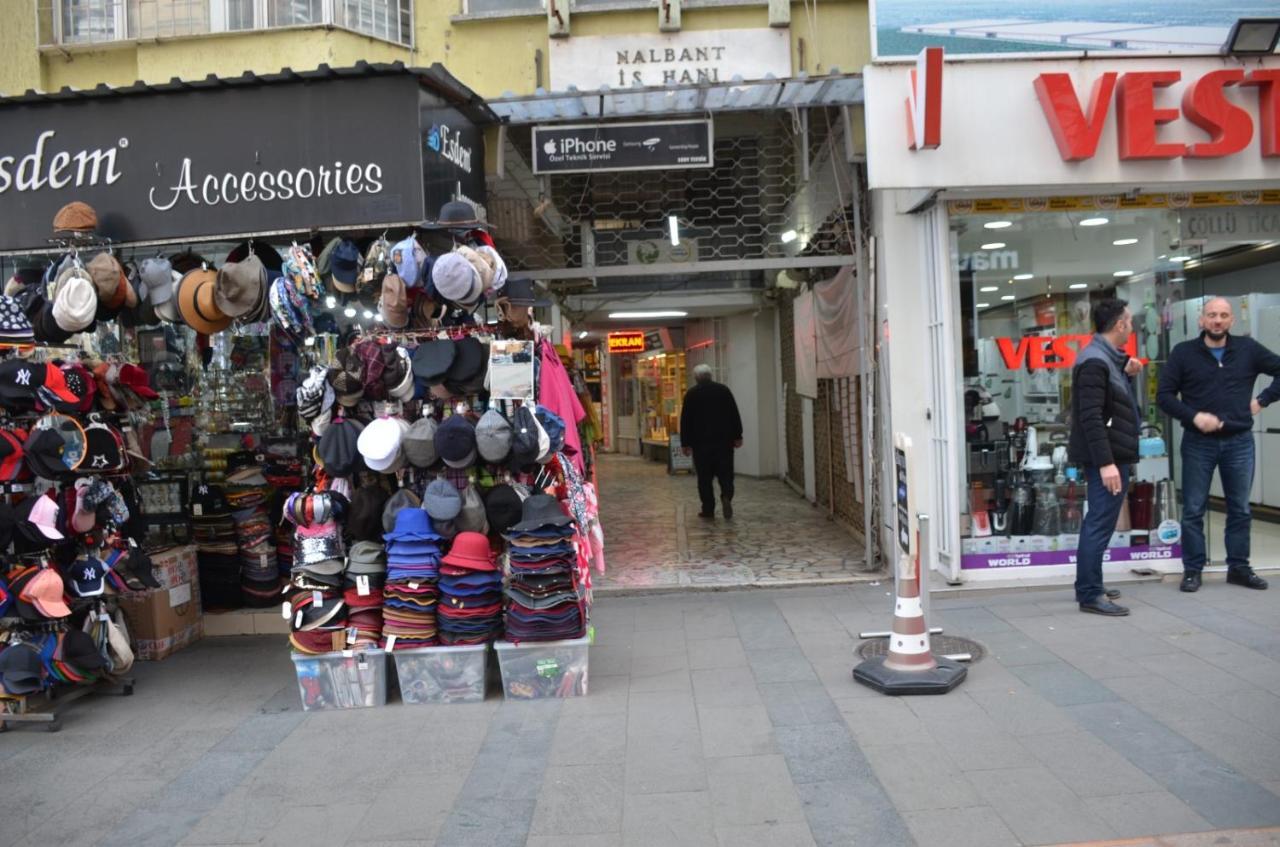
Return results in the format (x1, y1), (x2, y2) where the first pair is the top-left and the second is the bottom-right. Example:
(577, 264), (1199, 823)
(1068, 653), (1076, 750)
(954, 201), (1280, 572)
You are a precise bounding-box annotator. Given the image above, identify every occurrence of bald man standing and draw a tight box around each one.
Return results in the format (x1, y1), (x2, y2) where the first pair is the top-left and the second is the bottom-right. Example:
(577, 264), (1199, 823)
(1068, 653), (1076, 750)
(1158, 297), (1280, 592)
(680, 364), (744, 519)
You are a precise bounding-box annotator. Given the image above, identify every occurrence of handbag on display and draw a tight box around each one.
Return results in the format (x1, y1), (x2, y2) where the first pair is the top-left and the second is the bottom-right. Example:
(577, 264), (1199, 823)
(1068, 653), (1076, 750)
(1138, 424), (1166, 458)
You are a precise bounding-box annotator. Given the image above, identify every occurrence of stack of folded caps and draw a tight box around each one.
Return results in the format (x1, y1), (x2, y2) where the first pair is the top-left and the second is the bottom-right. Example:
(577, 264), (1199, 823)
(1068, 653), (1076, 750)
(287, 587), (348, 655)
(291, 520), (346, 589)
(437, 531), (504, 645)
(345, 540), (387, 648)
(381, 507), (442, 649)
(502, 494), (586, 642)
(190, 483), (241, 610)
(287, 519), (349, 654)
(234, 503), (279, 607)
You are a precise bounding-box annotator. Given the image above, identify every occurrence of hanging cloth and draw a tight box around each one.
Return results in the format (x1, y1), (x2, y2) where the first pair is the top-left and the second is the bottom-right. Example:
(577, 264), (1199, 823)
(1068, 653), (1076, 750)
(537, 340), (586, 475)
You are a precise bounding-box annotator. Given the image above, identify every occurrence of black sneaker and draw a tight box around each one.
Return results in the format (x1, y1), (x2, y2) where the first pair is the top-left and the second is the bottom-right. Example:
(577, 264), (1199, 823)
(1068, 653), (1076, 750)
(1079, 598), (1130, 616)
(722, 498), (733, 520)
(1180, 572), (1201, 593)
(1226, 568), (1268, 590)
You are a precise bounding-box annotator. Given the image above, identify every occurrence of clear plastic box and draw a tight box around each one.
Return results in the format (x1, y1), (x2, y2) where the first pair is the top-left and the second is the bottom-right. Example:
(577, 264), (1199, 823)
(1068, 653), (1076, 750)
(493, 636), (590, 699)
(291, 649), (387, 711)
(392, 644), (488, 704)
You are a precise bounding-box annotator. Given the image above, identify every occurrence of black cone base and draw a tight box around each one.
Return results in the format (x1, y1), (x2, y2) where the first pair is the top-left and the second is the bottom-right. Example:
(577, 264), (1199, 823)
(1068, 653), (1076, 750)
(852, 656), (967, 695)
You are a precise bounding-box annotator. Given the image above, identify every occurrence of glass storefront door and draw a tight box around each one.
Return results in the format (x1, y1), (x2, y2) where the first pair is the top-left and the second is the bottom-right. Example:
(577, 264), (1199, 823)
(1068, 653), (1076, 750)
(951, 199), (1280, 573)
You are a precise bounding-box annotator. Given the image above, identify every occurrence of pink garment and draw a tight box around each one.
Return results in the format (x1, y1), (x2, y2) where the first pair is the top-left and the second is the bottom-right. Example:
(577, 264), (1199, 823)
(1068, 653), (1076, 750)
(538, 341), (587, 475)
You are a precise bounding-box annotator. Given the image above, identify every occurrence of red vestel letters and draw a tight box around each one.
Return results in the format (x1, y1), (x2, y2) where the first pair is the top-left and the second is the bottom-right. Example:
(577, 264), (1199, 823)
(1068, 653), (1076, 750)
(1034, 67), (1280, 161)
(996, 334), (1140, 370)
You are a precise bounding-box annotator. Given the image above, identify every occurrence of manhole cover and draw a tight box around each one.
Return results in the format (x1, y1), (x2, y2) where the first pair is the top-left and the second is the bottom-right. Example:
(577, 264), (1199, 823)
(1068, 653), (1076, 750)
(857, 634), (986, 663)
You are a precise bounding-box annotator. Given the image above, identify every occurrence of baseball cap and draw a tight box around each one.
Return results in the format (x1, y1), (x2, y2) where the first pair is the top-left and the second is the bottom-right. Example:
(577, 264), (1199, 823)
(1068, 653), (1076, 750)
(68, 556), (109, 598)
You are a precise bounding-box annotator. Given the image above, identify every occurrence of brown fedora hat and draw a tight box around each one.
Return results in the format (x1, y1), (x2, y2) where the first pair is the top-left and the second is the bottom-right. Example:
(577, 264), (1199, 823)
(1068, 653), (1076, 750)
(176, 269), (233, 335)
(215, 256), (266, 318)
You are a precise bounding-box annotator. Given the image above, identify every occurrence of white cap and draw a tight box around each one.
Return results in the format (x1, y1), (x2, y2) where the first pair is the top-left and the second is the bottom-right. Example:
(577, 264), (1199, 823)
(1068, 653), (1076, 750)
(357, 416), (409, 472)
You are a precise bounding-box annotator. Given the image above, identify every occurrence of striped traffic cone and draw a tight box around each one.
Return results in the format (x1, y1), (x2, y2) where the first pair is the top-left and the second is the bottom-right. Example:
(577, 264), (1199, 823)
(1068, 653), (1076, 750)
(882, 563), (937, 672)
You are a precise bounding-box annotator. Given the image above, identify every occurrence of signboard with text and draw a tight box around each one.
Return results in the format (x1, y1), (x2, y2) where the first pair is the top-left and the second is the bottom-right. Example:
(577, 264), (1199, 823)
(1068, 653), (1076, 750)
(533, 121), (713, 175)
(0, 75), (429, 251)
(420, 99), (486, 220)
(607, 331), (647, 354)
(549, 28), (791, 91)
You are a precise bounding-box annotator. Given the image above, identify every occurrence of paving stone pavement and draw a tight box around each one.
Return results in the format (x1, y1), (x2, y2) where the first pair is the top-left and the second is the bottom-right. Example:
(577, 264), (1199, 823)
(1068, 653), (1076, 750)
(2, 580), (1279, 847)
(595, 454), (870, 591)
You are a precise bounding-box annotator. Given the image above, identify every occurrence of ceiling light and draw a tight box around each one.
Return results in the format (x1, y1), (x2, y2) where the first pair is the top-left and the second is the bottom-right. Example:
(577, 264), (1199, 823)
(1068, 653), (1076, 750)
(362, 310), (374, 319)
(668, 215), (679, 247)
(1080, 217), (1109, 227)
(1169, 255), (1191, 262)
(343, 307), (356, 318)
(1113, 270), (1133, 277)
(1069, 283), (1088, 290)
(976, 303), (990, 308)
(781, 229), (798, 243)
(1222, 18), (1280, 55)
(324, 296), (337, 309)
(577, 331), (588, 339)
(983, 221), (1013, 230)
(979, 286), (999, 292)
(608, 310), (688, 319)
(980, 242), (1006, 249)
(1112, 238), (1138, 246)
(1001, 295), (1016, 301)
(1013, 273), (1033, 280)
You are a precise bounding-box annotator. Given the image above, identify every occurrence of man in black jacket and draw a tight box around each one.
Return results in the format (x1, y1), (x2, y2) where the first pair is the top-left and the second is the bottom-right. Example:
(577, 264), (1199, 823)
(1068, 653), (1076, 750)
(1157, 297), (1280, 593)
(1069, 299), (1143, 616)
(680, 364), (744, 519)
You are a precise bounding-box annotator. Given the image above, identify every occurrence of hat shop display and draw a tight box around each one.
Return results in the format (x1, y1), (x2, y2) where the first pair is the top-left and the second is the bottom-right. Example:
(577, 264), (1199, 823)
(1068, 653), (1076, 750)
(3, 197), (601, 715)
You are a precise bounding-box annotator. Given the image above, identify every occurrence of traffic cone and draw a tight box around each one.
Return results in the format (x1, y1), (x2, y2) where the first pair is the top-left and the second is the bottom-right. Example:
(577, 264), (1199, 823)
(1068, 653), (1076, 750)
(882, 561), (937, 672)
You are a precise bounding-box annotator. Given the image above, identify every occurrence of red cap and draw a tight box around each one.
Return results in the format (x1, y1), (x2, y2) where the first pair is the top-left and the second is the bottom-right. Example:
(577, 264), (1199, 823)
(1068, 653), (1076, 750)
(116, 364), (158, 400)
(40, 363), (79, 405)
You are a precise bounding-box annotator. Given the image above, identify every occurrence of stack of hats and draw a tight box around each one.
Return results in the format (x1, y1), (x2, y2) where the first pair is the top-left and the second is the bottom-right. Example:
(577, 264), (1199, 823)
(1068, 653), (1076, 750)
(345, 540), (387, 648)
(227, 467), (279, 607)
(190, 484), (241, 610)
(502, 494), (586, 642)
(381, 508), (443, 649)
(288, 520), (348, 655)
(438, 531), (504, 645)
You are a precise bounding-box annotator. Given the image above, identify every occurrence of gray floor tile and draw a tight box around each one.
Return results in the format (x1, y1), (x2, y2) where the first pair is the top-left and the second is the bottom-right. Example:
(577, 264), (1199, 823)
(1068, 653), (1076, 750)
(775, 723), (873, 784)
(625, 744), (709, 795)
(531, 764), (625, 836)
(1020, 731), (1163, 798)
(622, 791), (717, 847)
(1083, 791), (1214, 838)
(698, 705), (778, 758)
(747, 647), (819, 685)
(1139, 749), (1280, 829)
(837, 697), (933, 748)
(967, 688), (1080, 736)
(793, 779), (913, 847)
(714, 823), (816, 847)
(757, 681), (843, 727)
(965, 766), (1116, 844)
(1010, 661), (1121, 706)
(902, 806), (1021, 847)
(706, 755), (807, 827)
(862, 743), (983, 811)
(550, 712), (629, 766)
(527, 835), (623, 847)
(689, 637), (750, 670)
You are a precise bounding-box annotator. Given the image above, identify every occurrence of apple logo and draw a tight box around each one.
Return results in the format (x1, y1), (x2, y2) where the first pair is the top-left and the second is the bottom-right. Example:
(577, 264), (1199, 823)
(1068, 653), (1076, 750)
(543, 139), (558, 155)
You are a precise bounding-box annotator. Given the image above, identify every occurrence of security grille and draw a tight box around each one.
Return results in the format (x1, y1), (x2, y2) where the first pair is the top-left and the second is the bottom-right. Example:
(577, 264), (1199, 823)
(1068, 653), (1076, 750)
(490, 109), (857, 277)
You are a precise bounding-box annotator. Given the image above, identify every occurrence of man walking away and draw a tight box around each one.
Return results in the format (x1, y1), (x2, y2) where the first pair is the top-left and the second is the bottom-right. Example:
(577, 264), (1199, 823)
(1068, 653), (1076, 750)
(1069, 299), (1143, 616)
(680, 364), (744, 519)
(1157, 296), (1280, 593)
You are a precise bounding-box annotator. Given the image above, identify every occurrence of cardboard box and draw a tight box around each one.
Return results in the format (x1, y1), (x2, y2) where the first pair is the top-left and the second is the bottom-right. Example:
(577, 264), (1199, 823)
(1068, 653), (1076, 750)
(118, 545), (203, 661)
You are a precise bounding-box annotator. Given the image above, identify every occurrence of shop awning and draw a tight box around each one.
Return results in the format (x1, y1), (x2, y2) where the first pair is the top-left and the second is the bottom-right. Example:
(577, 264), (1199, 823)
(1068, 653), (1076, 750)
(487, 72), (864, 125)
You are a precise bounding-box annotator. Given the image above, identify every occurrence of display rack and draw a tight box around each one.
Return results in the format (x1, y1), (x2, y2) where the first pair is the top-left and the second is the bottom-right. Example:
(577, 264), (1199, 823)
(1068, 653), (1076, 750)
(0, 675), (135, 733)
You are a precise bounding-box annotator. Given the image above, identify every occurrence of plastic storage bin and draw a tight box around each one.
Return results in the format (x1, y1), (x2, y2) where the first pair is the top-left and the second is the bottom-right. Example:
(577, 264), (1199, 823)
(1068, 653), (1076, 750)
(392, 644), (488, 704)
(494, 636), (589, 699)
(291, 649), (387, 711)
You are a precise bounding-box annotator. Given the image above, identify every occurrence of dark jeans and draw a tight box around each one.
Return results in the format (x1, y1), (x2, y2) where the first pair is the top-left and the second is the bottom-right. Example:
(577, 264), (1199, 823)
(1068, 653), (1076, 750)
(1180, 429), (1255, 574)
(1075, 463), (1130, 604)
(692, 444), (735, 514)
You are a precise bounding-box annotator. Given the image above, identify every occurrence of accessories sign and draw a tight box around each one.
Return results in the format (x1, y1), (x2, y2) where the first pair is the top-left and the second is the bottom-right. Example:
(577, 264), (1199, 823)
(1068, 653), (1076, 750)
(533, 120), (713, 174)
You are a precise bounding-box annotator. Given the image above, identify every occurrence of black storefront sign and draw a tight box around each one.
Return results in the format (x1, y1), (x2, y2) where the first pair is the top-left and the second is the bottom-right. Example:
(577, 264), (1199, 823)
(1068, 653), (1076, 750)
(532, 120), (712, 174)
(0, 73), (487, 252)
(420, 100), (487, 219)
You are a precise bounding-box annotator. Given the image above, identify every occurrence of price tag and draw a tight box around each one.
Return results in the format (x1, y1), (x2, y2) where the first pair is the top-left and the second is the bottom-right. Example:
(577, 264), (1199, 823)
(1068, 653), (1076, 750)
(342, 649), (354, 658)
(281, 602), (292, 621)
(260, 554), (269, 567)
(347, 627), (358, 645)
(304, 337), (316, 347)
(192, 504), (203, 517)
(385, 635), (398, 651)
(408, 582), (419, 590)
(294, 611), (304, 629)
(312, 590), (323, 607)
(356, 575), (371, 596)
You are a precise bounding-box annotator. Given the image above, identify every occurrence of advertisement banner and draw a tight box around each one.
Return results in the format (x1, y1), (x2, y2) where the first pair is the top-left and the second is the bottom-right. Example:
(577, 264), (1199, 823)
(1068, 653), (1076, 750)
(0, 75), (427, 251)
(872, 0), (1254, 60)
(962, 544), (1182, 569)
(533, 120), (713, 175)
